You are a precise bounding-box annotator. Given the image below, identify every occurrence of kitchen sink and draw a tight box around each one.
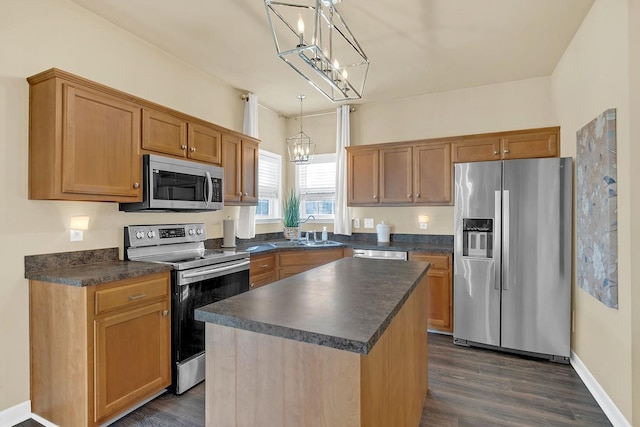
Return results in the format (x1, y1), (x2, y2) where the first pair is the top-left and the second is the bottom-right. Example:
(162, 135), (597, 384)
(302, 240), (343, 247)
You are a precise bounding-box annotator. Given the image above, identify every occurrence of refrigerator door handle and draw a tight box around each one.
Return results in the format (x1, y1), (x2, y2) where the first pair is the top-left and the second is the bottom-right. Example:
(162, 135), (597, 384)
(494, 190), (501, 290)
(503, 190), (510, 291)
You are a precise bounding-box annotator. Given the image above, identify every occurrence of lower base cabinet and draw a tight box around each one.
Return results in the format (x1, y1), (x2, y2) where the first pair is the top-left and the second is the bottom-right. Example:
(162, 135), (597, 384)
(277, 248), (344, 280)
(250, 252), (276, 289)
(30, 272), (171, 427)
(409, 252), (453, 333)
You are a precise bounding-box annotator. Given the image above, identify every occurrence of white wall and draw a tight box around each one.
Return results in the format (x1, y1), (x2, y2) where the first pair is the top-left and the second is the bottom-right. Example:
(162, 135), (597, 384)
(551, 0), (633, 420)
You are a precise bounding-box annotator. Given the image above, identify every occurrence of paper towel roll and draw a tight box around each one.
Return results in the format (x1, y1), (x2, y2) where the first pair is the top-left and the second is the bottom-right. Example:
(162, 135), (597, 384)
(222, 218), (236, 248)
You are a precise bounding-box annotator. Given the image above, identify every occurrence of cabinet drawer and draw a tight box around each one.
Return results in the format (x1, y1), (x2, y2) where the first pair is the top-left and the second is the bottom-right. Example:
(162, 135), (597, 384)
(278, 248), (343, 267)
(251, 271), (276, 289)
(250, 253), (276, 275)
(409, 253), (450, 270)
(95, 275), (169, 315)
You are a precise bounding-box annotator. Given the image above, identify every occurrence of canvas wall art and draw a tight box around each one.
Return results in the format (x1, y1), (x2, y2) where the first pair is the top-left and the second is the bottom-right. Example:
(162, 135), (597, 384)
(576, 108), (618, 308)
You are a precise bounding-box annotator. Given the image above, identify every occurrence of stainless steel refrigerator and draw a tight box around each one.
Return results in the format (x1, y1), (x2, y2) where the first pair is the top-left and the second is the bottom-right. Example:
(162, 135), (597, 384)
(453, 157), (572, 362)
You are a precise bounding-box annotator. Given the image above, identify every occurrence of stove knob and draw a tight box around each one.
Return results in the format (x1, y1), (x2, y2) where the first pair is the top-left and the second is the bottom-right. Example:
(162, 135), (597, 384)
(147, 231), (156, 238)
(196, 228), (203, 235)
(188, 229), (195, 236)
(136, 231), (145, 239)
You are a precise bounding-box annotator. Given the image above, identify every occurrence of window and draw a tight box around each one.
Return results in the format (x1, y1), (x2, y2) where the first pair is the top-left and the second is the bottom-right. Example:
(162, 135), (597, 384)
(296, 153), (336, 220)
(256, 150), (282, 222)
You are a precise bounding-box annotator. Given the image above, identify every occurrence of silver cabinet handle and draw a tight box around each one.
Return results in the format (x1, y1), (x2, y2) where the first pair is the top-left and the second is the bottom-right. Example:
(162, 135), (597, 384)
(373, 194), (377, 200)
(181, 144), (187, 150)
(244, 192), (248, 196)
(503, 149), (510, 154)
(133, 182), (140, 189)
(190, 147), (196, 152)
(162, 310), (169, 316)
(415, 193), (420, 198)
(128, 293), (146, 301)
(493, 150), (499, 155)
(238, 192), (242, 197)
(407, 193), (411, 198)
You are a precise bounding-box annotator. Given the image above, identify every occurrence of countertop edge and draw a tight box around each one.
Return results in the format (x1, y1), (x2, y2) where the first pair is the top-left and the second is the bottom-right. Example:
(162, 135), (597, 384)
(195, 260), (431, 355)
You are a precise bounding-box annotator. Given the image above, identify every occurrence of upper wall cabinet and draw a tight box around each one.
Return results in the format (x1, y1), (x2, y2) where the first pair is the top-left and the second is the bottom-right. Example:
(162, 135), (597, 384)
(347, 140), (452, 207)
(142, 108), (222, 165)
(28, 70), (142, 202)
(222, 133), (259, 206)
(27, 68), (259, 203)
(452, 127), (560, 163)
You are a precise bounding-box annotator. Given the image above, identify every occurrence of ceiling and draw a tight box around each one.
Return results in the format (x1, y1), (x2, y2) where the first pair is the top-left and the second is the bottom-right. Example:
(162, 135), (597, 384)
(67, 0), (595, 117)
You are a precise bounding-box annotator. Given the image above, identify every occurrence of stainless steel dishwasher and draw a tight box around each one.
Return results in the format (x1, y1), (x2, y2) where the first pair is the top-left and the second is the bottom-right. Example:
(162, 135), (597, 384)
(352, 249), (408, 261)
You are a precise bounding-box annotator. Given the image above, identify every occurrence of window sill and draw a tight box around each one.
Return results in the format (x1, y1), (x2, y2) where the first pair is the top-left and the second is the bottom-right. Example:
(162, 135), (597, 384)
(256, 218), (283, 225)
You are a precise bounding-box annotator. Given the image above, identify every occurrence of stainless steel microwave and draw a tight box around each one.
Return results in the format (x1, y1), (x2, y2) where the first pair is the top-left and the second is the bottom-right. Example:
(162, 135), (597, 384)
(120, 154), (224, 212)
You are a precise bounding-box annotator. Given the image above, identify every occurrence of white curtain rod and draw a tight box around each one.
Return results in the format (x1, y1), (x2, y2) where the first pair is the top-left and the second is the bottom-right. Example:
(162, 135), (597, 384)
(240, 93), (355, 118)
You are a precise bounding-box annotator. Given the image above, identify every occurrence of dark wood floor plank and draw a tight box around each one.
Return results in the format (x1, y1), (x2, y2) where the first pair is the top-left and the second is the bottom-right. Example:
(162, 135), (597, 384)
(16, 333), (611, 427)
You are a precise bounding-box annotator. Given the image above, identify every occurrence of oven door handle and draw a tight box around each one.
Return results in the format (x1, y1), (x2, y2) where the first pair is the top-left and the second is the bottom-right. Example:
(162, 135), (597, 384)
(181, 260), (250, 279)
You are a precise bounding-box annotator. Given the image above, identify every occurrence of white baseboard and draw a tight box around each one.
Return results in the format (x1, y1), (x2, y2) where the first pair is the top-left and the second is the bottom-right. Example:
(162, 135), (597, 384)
(0, 401), (30, 427)
(570, 350), (631, 427)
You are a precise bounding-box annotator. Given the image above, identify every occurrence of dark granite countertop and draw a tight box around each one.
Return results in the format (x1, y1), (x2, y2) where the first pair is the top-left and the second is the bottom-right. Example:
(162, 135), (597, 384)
(24, 247), (172, 287)
(195, 257), (430, 354)
(235, 239), (452, 256)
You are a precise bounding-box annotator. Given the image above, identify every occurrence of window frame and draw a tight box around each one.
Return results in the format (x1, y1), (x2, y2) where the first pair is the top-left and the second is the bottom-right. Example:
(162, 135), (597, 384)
(295, 152), (336, 221)
(255, 149), (283, 224)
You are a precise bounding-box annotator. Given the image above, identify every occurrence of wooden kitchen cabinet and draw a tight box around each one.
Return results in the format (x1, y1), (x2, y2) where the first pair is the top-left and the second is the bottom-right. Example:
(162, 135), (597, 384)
(276, 248), (344, 280)
(222, 133), (259, 205)
(30, 272), (171, 427)
(250, 252), (276, 289)
(142, 108), (222, 164)
(452, 127), (559, 163)
(347, 140), (452, 206)
(409, 252), (453, 333)
(413, 142), (452, 205)
(379, 145), (413, 204)
(28, 69), (142, 202)
(347, 146), (379, 205)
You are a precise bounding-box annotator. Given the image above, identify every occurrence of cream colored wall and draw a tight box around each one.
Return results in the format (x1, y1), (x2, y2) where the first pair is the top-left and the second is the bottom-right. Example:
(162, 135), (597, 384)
(551, 0), (633, 420)
(0, 0), (285, 411)
(629, 2), (640, 424)
(295, 77), (557, 235)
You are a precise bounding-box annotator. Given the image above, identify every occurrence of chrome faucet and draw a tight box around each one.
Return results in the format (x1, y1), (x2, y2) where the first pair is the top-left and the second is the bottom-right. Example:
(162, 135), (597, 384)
(299, 215), (315, 224)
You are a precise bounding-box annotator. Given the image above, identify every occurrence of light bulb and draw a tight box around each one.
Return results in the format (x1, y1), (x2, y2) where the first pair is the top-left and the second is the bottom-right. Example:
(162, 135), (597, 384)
(297, 15), (304, 33)
(342, 69), (348, 79)
(333, 59), (340, 69)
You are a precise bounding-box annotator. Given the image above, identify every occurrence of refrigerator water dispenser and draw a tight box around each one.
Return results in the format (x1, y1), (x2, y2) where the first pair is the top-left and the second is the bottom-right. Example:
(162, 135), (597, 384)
(463, 218), (493, 258)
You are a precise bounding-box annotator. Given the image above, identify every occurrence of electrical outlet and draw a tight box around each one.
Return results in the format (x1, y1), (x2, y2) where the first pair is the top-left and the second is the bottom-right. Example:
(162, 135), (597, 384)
(419, 222), (428, 230)
(70, 230), (84, 242)
(364, 218), (374, 229)
(353, 218), (361, 229)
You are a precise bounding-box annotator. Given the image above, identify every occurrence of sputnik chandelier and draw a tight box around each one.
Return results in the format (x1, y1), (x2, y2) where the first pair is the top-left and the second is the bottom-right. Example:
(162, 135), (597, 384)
(264, 0), (369, 102)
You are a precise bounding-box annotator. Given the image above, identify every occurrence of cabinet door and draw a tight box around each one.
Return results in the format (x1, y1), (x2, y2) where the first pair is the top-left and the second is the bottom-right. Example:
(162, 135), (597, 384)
(94, 301), (170, 422)
(142, 108), (187, 158)
(62, 85), (141, 199)
(347, 148), (379, 205)
(241, 139), (259, 204)
(452, 137), (501, 163)
(379, 146), (413, 204)
(500, 129), (558, 160)
(222, 133), (242, 203)
(188, 123), (222, 164)
(409, 252), (452, 333)
(425, 269), (453, 332)
(413, 143), (452, 205)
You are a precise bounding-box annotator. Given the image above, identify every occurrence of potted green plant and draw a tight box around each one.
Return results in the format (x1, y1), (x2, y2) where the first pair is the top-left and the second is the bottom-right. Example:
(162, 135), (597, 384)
(283, 189), (301, 240)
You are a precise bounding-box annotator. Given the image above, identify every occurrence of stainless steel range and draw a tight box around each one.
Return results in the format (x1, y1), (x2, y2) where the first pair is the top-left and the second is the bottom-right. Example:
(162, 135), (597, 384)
(124, 223), (250, 394)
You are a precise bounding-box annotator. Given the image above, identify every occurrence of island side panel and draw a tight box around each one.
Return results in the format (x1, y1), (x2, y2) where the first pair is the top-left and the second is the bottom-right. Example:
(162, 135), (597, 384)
(360, 274), (429, 427)
(205, 323), (362, 427)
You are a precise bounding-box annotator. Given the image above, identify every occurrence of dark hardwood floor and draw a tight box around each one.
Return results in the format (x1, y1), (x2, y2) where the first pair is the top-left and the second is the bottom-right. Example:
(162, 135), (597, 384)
(15, 333), (611, 427)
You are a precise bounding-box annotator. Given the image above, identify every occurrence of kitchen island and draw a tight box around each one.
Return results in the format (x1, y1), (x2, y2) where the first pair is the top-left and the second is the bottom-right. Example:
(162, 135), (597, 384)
(195, 257), (430, 427)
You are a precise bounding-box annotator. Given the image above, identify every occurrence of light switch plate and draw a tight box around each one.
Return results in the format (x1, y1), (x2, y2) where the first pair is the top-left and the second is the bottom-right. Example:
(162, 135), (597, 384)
(364, 218), (374, 229)
(353, 218), (361, 229)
